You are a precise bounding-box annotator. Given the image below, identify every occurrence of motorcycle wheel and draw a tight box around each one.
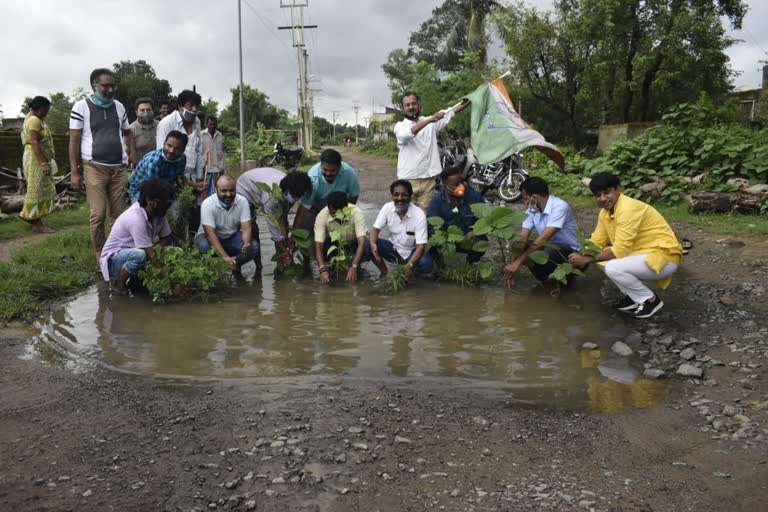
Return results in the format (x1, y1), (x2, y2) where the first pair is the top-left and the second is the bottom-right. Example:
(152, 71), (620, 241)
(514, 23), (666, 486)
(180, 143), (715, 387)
(497, 170), (527, 202)
(260, 155), (278, 167)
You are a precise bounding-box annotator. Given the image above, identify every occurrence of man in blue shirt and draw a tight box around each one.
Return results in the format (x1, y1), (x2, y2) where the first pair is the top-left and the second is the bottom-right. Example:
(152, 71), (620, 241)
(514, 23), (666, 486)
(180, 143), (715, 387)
(503, 177), (581, 288)
(427, 166), (487, 262)
(293, 148), (360, 232)
(128, 130), (192, 202)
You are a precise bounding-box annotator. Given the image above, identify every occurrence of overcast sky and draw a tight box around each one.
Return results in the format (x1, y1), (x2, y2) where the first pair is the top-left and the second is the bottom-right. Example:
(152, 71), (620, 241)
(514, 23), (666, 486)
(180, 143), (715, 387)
(1, 0), (766, 125)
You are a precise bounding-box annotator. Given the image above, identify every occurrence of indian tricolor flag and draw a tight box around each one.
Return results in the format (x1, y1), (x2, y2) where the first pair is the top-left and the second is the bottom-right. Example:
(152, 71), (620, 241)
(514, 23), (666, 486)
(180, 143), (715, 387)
(464, 78), (564, 169)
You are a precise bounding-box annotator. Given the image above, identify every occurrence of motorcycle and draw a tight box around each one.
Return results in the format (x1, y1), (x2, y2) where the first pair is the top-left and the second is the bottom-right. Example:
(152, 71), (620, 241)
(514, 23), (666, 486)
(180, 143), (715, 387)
(439, 133), (528, 202)
(260, 142), (304, 169)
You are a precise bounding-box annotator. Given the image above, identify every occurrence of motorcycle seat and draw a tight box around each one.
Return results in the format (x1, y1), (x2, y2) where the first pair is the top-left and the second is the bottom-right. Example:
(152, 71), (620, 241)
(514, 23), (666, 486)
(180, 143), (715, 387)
(284, 146), (304, 155)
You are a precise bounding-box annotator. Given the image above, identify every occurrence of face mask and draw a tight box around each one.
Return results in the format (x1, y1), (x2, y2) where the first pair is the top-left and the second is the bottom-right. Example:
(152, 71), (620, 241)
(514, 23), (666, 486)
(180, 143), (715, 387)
(283, 193), (296, 206)
(526, 198), (540, 215)
(182, 109), (197, 123)
(92, 91), (114, 109)
(217, 196), (233, 209)
(139, 112), (154, 124)
(450, 183), (466, 198)
(152, 200), (171, 218)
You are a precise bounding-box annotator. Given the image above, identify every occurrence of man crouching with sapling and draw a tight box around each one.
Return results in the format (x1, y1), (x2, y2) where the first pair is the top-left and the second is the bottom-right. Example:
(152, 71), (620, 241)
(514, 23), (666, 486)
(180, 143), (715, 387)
(99, 178), (174, 294)
(568, 172), (683, 319)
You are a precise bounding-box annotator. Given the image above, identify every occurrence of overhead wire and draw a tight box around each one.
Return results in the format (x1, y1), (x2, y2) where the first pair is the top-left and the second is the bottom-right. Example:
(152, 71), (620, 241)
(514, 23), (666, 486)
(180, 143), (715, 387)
(241, 0), (292, 52)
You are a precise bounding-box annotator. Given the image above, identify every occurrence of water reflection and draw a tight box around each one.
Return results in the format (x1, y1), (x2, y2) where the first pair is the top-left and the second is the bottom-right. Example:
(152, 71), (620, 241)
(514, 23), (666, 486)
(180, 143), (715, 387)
(37, 214), (672, 411)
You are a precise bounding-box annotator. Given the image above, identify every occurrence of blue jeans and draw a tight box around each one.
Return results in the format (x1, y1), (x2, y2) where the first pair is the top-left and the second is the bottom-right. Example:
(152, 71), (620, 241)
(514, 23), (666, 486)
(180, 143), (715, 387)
(108, 248), (147, 278)
(195, 230), (260, 264)
(368, 239), (433, 274)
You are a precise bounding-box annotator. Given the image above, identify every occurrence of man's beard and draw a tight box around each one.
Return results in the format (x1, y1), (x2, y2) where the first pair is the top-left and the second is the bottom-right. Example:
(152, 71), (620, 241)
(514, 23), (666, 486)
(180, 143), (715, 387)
(404, 109), (420, 121)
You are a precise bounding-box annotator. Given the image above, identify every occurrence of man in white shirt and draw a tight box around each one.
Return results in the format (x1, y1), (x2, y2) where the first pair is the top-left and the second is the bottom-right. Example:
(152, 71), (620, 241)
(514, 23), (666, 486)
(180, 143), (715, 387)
(156, 90), (205, 186)
(201, 116), (225, 196)
(195, 175), (259, 272)
(394, 91), (468, 212)
(368, 179), (433, 278)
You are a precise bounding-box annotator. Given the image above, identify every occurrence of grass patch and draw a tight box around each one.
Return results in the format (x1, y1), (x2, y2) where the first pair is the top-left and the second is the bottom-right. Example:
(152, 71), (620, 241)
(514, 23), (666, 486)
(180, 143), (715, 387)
(0, 227), (97, 322)
(0, 201), (90, 241)
(358, 138), (399, 166)
(530, 164), (768, 235)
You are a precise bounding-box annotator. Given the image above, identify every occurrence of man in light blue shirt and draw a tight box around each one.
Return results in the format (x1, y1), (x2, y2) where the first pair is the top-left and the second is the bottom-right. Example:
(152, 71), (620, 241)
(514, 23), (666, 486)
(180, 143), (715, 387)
(503, 177), (581, 288)
(293, 148), (360, 232)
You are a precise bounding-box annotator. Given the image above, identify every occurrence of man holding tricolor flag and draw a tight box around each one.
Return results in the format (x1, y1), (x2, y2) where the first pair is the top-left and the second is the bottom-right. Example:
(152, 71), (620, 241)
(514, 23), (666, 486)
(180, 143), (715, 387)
(394, 92), (469, 213)
(463, 73), (564, 170)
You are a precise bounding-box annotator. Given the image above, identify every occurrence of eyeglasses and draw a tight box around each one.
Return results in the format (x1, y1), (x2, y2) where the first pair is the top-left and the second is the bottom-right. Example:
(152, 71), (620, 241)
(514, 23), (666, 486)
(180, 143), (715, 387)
(93, 82), (118, 91)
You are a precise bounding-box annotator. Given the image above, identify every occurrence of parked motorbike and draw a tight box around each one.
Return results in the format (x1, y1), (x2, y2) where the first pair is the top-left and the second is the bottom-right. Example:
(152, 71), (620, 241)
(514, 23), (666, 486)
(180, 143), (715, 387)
(260, 142), (304, 169)
(439, 133), (528, 202)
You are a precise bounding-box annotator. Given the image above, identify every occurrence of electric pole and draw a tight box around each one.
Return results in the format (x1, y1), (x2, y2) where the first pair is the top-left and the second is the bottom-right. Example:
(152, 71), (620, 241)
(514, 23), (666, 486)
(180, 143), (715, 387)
(278, 1), (317, 151)
(353, 100), (360, 145)
(332, 110), (340, 142)
(363, 116), (369, 138)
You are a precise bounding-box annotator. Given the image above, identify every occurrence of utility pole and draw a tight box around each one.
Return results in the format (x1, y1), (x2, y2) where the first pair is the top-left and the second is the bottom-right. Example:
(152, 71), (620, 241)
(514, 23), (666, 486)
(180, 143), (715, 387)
(353, 100), (360, 145)
(278, 1), (317, 151)
(363, 116), (369, 138)
(237, 0), (245, 170)
(332, 110), (340, 142)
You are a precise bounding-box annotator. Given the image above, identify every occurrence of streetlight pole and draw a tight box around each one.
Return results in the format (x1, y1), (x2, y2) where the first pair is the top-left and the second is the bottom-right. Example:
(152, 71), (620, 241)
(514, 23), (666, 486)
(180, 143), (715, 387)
(237, 0), (246, 171)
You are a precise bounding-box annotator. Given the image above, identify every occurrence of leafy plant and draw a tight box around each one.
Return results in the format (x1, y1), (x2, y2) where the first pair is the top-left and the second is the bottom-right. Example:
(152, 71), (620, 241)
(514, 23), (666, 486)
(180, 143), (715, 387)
(326, 206), (355, 279)
(169, 185), (198, 244)
(427, 216), (494, 286)
(138, 246), (230, 304)
(249, 181), (312, 276)
(379, 262), (410, 294)
(470, 203), (527, 262)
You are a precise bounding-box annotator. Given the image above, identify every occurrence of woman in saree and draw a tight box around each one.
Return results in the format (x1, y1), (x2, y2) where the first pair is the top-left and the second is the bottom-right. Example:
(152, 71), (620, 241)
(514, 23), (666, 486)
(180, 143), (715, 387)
(20, 96), (57, 232)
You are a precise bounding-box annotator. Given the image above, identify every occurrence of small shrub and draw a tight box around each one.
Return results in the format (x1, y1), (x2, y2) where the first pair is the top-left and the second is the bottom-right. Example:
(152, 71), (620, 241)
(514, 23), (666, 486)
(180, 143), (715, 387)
(138, 246), (230, 304)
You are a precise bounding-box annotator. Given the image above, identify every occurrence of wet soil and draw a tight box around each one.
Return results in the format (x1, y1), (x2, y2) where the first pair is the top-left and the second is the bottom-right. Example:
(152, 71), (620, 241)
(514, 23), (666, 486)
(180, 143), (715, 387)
(1, 147), (767, 511)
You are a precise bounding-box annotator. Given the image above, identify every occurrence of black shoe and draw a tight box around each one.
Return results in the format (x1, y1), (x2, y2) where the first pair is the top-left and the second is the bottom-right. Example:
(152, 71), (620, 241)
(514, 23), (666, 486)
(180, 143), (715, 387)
(612, 295), (638, 312)
(633, 295), (664, 319)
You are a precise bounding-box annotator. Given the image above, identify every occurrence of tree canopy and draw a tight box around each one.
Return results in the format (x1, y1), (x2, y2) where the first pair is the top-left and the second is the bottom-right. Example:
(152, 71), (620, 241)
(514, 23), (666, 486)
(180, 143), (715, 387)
(218, 85), (288, 131)
(112, 60), (172, 122)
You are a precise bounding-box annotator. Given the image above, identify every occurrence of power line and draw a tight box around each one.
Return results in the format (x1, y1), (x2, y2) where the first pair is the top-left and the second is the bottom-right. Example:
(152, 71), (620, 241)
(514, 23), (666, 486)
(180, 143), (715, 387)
(242, 0), (292, 51)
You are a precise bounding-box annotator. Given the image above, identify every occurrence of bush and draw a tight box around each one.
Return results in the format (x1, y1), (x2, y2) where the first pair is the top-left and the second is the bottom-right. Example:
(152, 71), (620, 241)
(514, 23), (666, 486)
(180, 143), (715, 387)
(138, 245), (231, 304)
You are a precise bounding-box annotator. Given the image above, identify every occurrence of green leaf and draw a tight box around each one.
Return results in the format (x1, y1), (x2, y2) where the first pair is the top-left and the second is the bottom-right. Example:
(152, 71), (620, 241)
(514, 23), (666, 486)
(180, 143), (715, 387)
(472, 218), (492, 236)
(472, 240), (490, 253)
(470, 202), (493, 219)
(529, 250), (549, 265)
(478, 263), (494, 279)
(427, 216), (445, 229)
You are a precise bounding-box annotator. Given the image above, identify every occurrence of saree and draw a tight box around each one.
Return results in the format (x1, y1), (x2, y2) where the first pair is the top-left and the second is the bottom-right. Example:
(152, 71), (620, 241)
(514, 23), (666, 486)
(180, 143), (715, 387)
(20, 114), (57, 220)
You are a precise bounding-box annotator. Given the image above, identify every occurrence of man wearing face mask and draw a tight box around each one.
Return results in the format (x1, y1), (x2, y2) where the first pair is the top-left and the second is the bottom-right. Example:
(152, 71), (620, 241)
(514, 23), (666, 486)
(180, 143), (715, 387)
(294, 148), (360, 234)
(503, 177), (581, 289)
(99, 178), (174, 295)
(427, 166), (487, 263)
(236, 168), (312, 265)
(69, 68), (138, 257)
(394, 92), (469, 213)
(368, 179), (433, 279)
(127, 131), (190, 202)
(195, 175), (259, 272)
(129, 98), (159, 162)
(156, 90), (206, 188)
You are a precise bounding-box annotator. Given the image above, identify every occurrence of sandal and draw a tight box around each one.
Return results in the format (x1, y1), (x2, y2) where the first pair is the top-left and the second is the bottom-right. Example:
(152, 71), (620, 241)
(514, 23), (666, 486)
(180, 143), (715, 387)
(681, 238), (693, 255)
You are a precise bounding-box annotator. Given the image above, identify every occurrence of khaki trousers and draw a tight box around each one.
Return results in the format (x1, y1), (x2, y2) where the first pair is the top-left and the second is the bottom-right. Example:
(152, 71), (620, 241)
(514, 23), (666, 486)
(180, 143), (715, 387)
(409, 177), (438, 214)
(83, 161), (128, 255)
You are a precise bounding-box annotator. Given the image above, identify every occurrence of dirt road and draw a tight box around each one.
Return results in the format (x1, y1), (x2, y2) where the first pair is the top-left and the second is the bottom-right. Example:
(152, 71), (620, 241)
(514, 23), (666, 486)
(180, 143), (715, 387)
(1, 148), (767, 511)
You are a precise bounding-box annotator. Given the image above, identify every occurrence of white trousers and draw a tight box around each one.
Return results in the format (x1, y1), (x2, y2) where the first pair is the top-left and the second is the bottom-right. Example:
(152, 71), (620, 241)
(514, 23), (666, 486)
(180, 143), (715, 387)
(603, 254), (678, 304)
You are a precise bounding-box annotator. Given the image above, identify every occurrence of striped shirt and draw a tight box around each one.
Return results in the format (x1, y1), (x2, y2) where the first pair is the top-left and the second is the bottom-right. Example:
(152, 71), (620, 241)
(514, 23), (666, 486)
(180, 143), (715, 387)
(128, 149), (187, 200)
(69, 97), (129, 165)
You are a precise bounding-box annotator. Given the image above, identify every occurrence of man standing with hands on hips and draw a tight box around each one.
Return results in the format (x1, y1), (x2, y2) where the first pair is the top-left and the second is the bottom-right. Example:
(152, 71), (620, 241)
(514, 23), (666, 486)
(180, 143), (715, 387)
(394, 91), (468, 212)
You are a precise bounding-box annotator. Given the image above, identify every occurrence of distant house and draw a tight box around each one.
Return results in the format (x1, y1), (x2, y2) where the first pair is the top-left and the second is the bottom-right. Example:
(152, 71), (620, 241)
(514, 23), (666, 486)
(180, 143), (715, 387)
(730, 65), (767, 123)
(370, 107), (398, 141)
(1, 117), (24, 132)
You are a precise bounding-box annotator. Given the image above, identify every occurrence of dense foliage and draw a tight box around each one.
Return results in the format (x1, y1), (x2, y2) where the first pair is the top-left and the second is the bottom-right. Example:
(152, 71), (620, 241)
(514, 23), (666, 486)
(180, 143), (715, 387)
(138, 246), (230, 304)
(528, 95), (768, 207)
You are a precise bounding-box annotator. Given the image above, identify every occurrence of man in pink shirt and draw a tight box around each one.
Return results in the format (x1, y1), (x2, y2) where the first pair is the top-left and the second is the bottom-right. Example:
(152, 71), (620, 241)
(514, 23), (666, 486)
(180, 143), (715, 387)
(99, 178), (174, 294)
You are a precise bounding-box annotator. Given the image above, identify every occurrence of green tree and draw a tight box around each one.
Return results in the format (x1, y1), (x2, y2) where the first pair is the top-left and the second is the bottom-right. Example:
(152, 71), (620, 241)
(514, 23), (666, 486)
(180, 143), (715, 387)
(493, 0), (746, 143)
(112, 60), (172, 122)
(219, 85), (288, 132)
(200, 97), (219, 120)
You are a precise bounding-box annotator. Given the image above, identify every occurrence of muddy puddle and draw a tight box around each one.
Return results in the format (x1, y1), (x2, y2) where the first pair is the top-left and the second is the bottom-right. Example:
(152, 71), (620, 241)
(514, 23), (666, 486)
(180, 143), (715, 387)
(35, 203), (674, 413)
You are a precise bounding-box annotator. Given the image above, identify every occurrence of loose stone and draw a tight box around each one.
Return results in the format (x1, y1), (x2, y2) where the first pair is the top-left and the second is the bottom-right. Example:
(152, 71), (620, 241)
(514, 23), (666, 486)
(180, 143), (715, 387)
(611, 342), (633, 357)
